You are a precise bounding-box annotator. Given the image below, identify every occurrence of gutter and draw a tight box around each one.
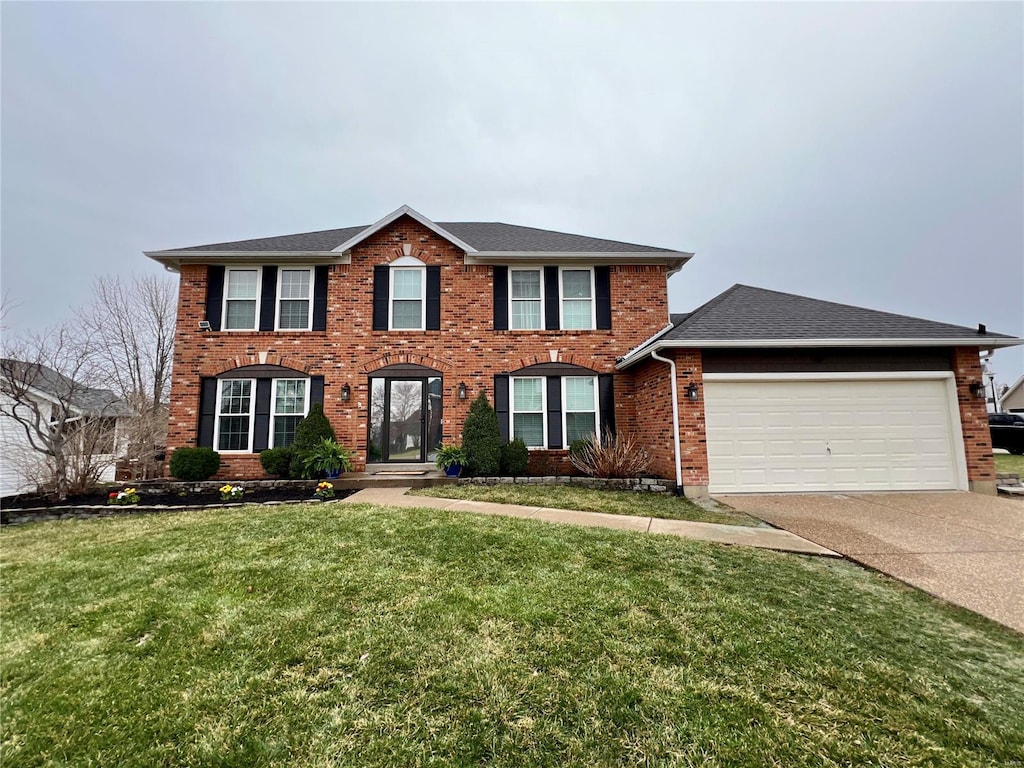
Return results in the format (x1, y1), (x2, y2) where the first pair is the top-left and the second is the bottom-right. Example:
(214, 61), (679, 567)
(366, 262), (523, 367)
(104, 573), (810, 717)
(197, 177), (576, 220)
(649, 349), (684, 495)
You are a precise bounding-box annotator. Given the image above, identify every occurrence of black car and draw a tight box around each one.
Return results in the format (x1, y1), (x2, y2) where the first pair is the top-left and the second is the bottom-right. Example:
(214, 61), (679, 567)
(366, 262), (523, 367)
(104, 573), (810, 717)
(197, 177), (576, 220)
(989, 413), (1024, 455)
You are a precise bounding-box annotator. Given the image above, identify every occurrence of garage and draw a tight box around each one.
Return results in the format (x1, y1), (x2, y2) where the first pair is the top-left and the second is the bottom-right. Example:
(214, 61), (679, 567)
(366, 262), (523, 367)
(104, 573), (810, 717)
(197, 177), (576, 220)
(703, 374), (968, 494)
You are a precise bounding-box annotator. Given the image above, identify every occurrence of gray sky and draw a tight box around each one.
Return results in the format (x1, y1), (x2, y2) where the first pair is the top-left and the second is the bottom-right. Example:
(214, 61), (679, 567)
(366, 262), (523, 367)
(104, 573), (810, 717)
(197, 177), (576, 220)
(3, 2), (1022, 384)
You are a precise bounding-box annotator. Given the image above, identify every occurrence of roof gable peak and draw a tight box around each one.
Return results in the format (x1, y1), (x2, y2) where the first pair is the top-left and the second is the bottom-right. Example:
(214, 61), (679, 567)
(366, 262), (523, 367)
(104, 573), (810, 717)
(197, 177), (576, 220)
(331, 205), (477, 255)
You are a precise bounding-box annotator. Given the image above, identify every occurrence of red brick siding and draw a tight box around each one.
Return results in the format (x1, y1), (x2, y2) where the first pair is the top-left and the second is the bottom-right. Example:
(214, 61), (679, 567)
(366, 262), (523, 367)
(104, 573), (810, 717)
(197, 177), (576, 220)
(952, 347), (996, 484)
(166, 215), (671, 478)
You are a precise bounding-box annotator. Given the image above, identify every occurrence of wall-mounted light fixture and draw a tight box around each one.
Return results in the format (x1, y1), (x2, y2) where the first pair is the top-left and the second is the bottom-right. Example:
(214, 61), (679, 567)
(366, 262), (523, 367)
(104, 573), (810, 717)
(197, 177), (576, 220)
(458, 382), (467, 400)
(686, 382), (699, 402)
(197, 320), (212, 331)
(341, 383), (351, 402)
(969, 381), (986, 398)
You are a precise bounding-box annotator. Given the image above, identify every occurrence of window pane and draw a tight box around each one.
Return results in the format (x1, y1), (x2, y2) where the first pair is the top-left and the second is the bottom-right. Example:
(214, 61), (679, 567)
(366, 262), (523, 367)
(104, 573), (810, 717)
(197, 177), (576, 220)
(392, 269), (422, 299)
(511, 270), (540, 299)
(565, 413), (596, 445)
(218, 416), (250, 451)
(273, 415), (302, 447)
(278, 299), (310, 329)
(279, 269), (310, 299)
(564, 377), (595, 411)
(226, 270), (259, 299)
(225, 300), (256, 329)
(513, 378), (543, 411)
(562, 270), (592, 299)
(392, 299), (422, 329)
(219, 380), (252, 414)
(562, 299), (592, 330)
(513, 413), (544, 447)
(510, 300), (541, 330)
(274, 380), (306, 414)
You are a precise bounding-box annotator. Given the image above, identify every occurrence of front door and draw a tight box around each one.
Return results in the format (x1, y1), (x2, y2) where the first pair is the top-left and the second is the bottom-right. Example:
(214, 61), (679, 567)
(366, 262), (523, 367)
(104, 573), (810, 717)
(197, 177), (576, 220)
(368, 377), (442, 463)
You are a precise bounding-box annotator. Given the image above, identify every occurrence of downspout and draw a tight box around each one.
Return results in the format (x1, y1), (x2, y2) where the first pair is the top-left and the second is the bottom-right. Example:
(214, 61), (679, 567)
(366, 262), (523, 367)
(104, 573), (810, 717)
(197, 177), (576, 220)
(650, 348), (684, 495)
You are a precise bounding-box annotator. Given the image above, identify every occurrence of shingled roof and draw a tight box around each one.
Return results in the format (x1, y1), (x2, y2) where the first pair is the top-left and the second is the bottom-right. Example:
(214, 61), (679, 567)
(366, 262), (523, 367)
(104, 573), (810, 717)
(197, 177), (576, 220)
(0, 359), (136, 417)
(618, 284), (1021, 367)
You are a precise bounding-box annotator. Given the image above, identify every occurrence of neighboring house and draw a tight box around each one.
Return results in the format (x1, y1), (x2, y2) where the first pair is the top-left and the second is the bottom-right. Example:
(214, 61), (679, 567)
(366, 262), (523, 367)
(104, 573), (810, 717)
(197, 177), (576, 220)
(0, 360), (136, 497)
(146, 205), (1022, 496)
(999, 375), (1024, 413)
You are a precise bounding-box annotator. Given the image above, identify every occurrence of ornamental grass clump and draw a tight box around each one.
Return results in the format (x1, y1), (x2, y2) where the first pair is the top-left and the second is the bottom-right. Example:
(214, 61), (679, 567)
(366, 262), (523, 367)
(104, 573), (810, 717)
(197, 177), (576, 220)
(569, 429), (650, 478)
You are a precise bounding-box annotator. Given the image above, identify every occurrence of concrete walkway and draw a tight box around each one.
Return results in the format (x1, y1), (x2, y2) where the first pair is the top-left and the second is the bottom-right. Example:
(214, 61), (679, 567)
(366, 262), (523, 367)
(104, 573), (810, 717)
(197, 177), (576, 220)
(342, 486), (837, 556)
(718, 492), (1024, 633)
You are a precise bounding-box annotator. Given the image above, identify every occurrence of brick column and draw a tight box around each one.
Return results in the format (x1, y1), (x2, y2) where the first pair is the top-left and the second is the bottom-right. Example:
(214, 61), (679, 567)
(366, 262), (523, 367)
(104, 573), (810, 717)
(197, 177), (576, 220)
(673, 350), (709, 497)
(953, 347), (996, 495)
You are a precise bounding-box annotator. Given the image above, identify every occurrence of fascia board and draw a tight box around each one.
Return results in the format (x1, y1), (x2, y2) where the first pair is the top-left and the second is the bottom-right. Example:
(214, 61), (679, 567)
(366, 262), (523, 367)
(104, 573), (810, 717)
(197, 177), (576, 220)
(144, 251), (352, 270)
(466, 253), (692, 272)
(331, 205), (478, 254)
(616, 336), (1024, 370)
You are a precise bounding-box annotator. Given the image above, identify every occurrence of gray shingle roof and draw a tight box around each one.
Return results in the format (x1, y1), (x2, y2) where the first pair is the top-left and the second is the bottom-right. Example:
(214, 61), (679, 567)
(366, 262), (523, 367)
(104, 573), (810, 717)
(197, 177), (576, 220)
(160, 221), (678, 254)
(1, 359), (136, 417)
(662, 284), (1015, 342)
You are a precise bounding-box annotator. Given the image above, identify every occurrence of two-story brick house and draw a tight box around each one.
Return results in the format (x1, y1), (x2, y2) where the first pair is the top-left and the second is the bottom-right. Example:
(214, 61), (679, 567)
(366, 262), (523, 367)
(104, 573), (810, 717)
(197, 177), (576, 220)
(148, 205), (1020, 496)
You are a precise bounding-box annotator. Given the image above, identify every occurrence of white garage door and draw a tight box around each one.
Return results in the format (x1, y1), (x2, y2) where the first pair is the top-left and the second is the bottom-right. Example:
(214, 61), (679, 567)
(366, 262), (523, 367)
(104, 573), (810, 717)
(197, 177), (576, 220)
(704, 375), (966, 493)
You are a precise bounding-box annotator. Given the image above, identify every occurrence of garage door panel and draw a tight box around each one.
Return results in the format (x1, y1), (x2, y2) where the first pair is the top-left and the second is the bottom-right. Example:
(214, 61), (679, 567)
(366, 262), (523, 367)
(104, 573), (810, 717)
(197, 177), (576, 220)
(705, 378), (962, 494)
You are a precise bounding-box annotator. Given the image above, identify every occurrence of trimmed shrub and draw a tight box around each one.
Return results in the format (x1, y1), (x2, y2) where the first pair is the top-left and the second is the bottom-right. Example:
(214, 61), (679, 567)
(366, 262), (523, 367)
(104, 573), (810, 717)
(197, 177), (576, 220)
(259, 447), (295, 478)
(569, 429), (650, 479)
(289, 404), (336, 477)
(462, 391), (501, 476)
(568, 437), (593, 461)
(500, 438), (529, 476)
(168, 447), (221, 481)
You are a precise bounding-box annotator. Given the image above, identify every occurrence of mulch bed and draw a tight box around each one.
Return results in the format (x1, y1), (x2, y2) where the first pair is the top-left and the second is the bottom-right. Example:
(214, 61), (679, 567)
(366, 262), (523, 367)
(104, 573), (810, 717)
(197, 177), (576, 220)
(2, 486), (356, 511)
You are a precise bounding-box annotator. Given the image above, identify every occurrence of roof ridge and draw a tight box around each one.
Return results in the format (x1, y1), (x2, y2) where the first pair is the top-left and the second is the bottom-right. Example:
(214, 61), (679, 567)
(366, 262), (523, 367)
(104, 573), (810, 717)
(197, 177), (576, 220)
(442, 221), (678, 251)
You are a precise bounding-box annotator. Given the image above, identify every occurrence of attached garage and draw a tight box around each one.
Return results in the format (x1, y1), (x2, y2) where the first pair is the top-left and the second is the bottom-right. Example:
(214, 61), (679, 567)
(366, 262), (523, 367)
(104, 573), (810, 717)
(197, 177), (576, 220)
(703, 374), (967, 493)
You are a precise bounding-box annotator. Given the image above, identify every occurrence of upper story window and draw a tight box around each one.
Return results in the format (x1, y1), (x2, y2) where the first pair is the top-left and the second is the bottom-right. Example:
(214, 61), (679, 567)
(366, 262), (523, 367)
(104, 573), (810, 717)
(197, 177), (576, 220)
(272, 379), (308, 447)
(224, 269), (260, 330)
(560, 268), (594, 330)
(511, 376), (546, 448)
(215, 378), (255, 452)
(510, 269), (543, 330)
(277, 269), (313, 330)
(390, 266), (426, 330)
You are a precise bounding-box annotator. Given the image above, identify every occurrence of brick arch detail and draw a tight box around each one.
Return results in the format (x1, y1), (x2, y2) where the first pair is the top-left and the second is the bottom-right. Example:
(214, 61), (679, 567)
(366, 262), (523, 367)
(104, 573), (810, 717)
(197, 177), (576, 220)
(359, 352), (453, 374)
(212, 353), (313, 376)
(512, 352), (599, 372)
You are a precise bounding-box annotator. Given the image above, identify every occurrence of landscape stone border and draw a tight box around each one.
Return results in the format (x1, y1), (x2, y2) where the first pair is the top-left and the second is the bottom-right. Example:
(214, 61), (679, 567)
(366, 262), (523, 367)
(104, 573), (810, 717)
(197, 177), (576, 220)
(459, 476), (673, 493)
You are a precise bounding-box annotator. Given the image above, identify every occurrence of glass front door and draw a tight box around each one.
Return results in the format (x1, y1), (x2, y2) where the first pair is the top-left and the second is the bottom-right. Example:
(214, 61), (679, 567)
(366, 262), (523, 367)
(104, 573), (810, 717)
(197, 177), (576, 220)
(368, 377), (442, 463)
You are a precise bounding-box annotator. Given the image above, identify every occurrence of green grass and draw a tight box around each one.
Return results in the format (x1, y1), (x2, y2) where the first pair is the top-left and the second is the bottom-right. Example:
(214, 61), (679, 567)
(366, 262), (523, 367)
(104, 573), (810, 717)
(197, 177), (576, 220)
(413, 483), (761, 526)
(3, 504), (1023, 767)
(994, 453), (1024, 476)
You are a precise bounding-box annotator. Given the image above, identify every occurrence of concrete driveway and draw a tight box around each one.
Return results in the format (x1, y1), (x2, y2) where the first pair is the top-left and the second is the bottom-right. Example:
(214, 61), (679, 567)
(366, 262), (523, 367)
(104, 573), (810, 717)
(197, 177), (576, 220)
(717, 492), (1024, 633)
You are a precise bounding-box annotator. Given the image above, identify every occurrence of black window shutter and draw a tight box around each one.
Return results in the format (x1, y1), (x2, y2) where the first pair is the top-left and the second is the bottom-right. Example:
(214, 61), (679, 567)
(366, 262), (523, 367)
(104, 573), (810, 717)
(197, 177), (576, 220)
(259, 266), (278, 331)
(598, 374), (616, 439)
(544, 266), (560, 330)
(312, 266), (329, 331)
(494, 375), (510, 443)
(426, 266), (441, 330)
(206, 266), (225, 331)
(493, 266), (509, 330)
(310, 376), (325, 407)
(198, 377), (218, 448)
(372, 266), (389, 331)
(253, 378), (272, 451)
(546, 376), (562, 448)
(595, 266), (612, 330)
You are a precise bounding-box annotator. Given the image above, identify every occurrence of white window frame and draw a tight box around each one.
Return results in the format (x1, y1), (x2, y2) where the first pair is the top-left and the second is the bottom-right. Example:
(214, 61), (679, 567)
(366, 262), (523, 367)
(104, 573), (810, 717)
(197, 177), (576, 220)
(558, 267), (595, 331)
(275, 267), (314, 331)
(389, 266), (426, 331)
(508, 268), (544, 331)
(213, 378), (256, 453)
(222, 267), (262, 331)
(511, 376), (547, 449)
(269, 378), (310, 448)
(562, 376), (600, 448)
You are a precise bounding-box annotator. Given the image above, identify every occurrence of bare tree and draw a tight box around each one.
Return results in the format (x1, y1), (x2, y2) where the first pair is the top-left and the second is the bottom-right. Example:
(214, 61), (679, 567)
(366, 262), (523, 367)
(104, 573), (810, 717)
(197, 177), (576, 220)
(78, 274), (177, 479)
(0, 325), (130, 499)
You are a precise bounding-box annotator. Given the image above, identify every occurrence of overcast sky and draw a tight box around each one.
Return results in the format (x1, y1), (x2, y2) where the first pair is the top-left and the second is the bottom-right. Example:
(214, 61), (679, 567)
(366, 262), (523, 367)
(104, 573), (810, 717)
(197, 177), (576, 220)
(2, 2), (1022, 384)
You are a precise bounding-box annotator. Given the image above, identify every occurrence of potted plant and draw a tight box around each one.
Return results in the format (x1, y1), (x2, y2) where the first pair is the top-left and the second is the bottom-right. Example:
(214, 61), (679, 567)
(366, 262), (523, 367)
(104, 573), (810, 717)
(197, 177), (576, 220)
(301, 438), (354, 479)
(435, 443), (468, 478)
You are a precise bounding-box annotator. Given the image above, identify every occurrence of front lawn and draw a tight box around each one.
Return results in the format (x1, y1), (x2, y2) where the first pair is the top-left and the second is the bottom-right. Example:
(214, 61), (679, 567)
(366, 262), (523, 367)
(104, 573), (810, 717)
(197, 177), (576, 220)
(994, 453), (1024, 476)
(2, 504), (1022, 767)
(413, 483), (761, 526)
